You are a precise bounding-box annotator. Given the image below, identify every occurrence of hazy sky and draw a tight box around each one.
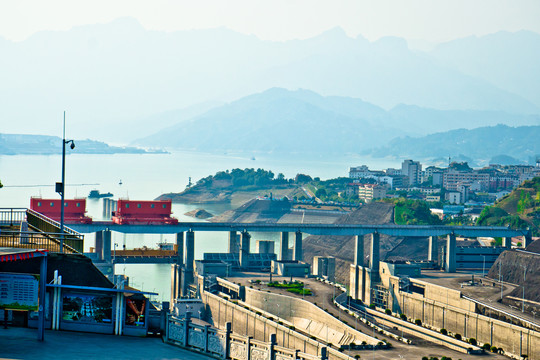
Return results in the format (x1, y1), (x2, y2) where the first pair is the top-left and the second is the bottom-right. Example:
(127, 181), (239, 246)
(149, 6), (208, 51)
(1, 0), (539, 43)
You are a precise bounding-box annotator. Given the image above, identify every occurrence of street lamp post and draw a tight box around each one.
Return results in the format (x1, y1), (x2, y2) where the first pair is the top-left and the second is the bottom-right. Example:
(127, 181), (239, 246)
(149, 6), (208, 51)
(481, 255), (486, 277)
(58, 111), (75, 253)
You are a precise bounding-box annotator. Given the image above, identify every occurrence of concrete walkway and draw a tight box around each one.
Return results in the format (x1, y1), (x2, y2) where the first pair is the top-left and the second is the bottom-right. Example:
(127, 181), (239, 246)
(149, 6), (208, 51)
(0, 327), (210, 360)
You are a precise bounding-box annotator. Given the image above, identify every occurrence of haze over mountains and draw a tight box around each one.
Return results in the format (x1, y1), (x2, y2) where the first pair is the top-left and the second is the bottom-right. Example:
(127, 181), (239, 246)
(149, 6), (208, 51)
(1, 17), (540, 145)
(133, 88), (539, 161)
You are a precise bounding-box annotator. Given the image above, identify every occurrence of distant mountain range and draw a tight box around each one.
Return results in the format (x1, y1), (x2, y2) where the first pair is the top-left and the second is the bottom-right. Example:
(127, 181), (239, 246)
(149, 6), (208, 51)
(1, 18), (540, 142)
(0, 134), (161, 155)
(367, 124), (540, 164)
(133, 88), (539, 157)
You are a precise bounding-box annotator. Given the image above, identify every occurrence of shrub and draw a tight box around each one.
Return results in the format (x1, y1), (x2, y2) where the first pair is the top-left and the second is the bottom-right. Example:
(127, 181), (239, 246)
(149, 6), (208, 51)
(377, 341), (384, 346)
(454, 333), (462, 340)
(429, 357), (439, 360)
(482, 343), (491, 351)
(490, 346), (498, 353)
(361, 341), (367, 345)
(385, 309), (392, 315)
(415, 319), (422, 326)
(354, 355), (360, 359)
(440, 328), (448, 335)
(400, 313), (407, 321)
(369, 304), (376, 309)
(441, 357), (452, 360)
(422, 357), (429, 360)
(468, 338), (477, 346)
(497, 347), (504, 354)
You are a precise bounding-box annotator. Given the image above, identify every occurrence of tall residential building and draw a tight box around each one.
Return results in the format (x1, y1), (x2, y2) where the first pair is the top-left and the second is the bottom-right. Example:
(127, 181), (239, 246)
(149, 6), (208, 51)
(401, 160), (422, 186)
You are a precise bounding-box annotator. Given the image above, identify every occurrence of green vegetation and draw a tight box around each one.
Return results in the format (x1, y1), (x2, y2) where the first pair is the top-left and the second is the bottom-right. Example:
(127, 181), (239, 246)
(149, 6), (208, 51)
(385, 198), (442, 225)
(477, 177), (540, 236)
(267, 281), (312, 296)
(306, 177), (364, 203)
(197, 168), (290, 188)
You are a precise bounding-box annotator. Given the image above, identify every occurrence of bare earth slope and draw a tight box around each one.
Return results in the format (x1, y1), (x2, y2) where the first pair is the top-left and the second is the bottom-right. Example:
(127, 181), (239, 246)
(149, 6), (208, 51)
(210, 199), (291, 223)
(302, 202), (404, 285)
(488, 245), (540, 303)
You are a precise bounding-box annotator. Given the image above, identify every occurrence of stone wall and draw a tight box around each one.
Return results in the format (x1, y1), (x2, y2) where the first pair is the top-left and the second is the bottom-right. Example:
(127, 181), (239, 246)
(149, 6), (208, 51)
(202, 291), (354, 360)
(164, 313), (328, 360)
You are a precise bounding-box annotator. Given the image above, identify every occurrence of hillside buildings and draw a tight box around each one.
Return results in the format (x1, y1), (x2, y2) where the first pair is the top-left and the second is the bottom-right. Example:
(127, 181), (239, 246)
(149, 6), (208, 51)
(347, 160), (540, 205)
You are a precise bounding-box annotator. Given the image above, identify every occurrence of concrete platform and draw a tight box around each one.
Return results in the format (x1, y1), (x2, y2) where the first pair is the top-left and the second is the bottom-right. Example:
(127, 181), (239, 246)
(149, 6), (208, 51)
(0, 327), (210, 360)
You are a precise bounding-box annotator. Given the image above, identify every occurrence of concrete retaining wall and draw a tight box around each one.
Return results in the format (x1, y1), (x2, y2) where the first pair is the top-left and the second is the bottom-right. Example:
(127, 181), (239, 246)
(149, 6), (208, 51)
(393, 287), (540, 359)
(243, 287), (378, 347)
(202, 291), (354, 360)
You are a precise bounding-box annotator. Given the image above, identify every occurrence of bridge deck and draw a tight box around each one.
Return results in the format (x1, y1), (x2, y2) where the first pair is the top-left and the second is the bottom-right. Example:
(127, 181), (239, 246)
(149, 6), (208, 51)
(70, 221), (528, 238)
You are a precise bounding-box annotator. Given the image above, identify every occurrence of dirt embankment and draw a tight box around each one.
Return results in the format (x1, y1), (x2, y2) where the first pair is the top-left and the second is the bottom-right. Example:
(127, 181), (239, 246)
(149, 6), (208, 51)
(488, 245), (540, 303)
(210, 198), (291, 223)
(303, 202), (406, 285)
(158, 184), (301, 206)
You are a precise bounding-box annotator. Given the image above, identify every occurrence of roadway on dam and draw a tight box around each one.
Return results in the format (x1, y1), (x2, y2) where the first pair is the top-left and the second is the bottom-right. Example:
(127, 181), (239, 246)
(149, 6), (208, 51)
(70, 222), (527, 238)
(226, 273), (507, 360)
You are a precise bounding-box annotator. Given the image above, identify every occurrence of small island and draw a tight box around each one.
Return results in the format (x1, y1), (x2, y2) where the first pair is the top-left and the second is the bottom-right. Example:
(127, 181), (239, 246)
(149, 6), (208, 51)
(158, 168), (306, 207)
(184, 208), (214, 219)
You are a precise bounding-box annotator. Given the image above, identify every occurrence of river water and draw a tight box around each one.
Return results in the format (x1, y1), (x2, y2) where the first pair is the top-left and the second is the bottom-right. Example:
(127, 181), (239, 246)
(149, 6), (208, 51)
(0, 151), (400, 300)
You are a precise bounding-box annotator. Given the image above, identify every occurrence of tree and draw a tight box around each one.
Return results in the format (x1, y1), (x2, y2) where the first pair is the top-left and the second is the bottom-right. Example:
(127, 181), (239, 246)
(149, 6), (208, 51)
(0, 179), (2, 188)
(315, 188), (327, 198)
(295, 174), (312, 183)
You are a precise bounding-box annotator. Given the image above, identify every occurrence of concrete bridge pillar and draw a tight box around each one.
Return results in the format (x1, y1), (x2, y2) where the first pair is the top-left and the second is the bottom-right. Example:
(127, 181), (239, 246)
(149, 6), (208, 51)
(182, 230), (195, 295)
(176, 232), (184, 266)
(445, 232), (456, 273)
(171, 264), (180, 303)
(228, 231), (239, 254)
(294, 231), (303, 261)
(240, 231), (251, 268)
(279, 232), (289, 260)
(523, 232), (532, 248)
(428, 236), (438, 265)
(95, 231), (104, 261)
(370, 232), (380, 283)
(354, 235), (364, 266)
(503, 237), (512, 249)
(102, 230), (112, 264)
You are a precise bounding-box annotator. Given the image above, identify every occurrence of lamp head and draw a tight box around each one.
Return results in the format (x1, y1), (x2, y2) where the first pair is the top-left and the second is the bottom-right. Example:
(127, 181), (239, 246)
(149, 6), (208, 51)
(70, 142), (75, 150)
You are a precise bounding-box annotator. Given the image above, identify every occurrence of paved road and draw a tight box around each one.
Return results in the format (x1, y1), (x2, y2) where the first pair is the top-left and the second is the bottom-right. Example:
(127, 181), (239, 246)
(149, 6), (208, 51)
(232, 274), (506, 360)
(0, 327), (210, 360)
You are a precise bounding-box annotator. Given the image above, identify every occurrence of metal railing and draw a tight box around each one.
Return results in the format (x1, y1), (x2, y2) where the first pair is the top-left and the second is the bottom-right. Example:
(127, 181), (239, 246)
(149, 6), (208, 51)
(25, 209), (84, 253)
(0, 231), (79, 254)
(0, 208), (27, 226)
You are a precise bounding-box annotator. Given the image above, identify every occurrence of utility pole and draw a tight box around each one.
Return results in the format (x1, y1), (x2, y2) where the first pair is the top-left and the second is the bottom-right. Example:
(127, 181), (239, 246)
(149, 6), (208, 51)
(522, 265), (527, 312)
(58, 111), (75, 253)
(499, 261), (503, 301)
